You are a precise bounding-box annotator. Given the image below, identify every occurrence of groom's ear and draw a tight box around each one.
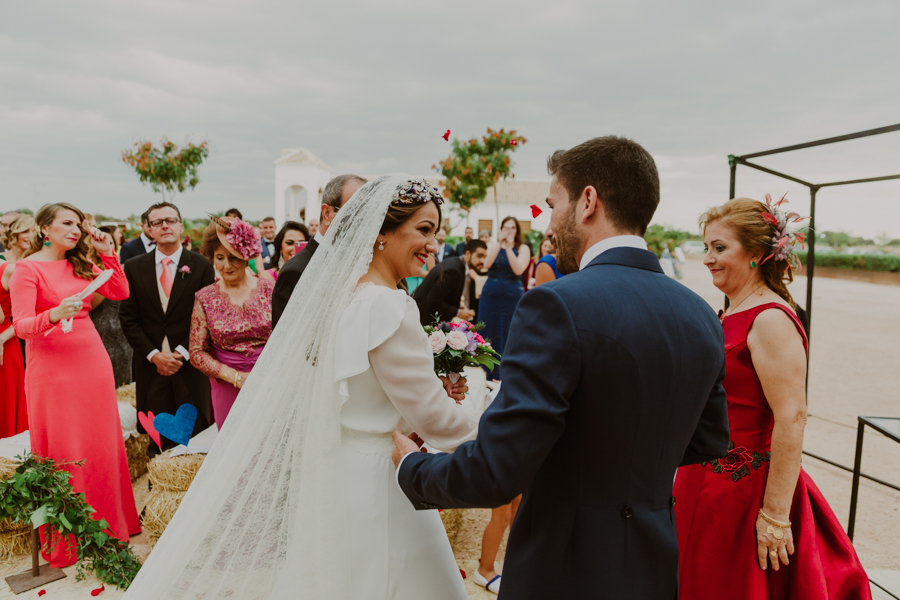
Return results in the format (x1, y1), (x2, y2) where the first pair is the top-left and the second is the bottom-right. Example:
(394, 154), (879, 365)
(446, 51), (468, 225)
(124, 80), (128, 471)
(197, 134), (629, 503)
(579, 185), (602, 224)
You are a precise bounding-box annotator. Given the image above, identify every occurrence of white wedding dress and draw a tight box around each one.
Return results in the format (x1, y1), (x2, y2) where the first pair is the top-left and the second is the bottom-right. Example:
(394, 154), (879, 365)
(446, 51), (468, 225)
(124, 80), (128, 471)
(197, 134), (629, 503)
(335, 283), (477, 600)
(123, 175), (477, 600)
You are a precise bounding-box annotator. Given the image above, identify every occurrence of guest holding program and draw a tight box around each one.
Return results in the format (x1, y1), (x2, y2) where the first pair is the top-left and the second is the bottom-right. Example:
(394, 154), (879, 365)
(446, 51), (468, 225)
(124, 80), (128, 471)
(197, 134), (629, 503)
(10, 202), (140, 566)
(191, 217), (273, 429)
(674, 196), (871, 600)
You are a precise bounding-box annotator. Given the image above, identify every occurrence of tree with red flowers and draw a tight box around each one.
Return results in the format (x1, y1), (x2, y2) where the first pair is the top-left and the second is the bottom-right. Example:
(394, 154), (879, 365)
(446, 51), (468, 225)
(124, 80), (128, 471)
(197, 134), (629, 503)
(121, 138), (210, 202)
(433, 128), (527, 227)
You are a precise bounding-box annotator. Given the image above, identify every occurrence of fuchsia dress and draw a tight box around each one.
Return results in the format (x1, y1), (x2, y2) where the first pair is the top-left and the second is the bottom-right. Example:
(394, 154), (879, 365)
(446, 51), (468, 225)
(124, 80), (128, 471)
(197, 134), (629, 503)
(189, 278), (274, 429)
(674, 303), (871, 600)
(10, 255), (141, 567)
(0, 261), (28, 438)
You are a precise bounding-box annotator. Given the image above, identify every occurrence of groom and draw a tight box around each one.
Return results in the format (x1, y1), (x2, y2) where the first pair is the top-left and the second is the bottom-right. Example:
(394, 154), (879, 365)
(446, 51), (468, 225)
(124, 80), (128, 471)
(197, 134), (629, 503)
(393, 136), (730, 599)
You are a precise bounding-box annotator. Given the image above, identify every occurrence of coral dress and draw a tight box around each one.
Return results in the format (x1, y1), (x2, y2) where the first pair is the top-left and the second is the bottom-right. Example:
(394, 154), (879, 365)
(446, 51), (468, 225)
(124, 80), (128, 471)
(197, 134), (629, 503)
(0, 261), (28, 438)
(674, 303), (871, 600)
(10, 255), (141, 567)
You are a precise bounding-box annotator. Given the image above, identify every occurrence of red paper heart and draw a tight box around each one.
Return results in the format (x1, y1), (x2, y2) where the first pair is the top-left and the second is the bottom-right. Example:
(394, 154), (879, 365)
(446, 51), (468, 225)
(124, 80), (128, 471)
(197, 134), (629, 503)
(38, 591), (46, 597)
(137, 411), (162, 450)
(91, 585), (105, 596)
(459, 568), (466, 579)
(442, 130), (450, 141)
(530, 205), (543, 218)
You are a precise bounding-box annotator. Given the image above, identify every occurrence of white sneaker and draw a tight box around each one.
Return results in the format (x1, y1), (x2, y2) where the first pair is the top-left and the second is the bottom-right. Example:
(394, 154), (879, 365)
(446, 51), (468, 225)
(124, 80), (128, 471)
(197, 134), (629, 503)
(473, 571), (501, 594)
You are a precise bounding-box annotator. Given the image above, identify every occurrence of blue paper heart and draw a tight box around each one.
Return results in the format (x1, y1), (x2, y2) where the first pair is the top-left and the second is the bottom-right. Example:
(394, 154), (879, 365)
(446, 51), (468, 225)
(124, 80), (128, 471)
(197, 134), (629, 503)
(153, 404), (198, 447)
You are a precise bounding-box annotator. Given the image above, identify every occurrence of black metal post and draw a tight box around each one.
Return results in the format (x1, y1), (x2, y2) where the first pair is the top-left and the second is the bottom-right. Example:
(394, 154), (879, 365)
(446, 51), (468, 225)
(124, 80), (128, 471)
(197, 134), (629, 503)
(847, 419), (865, 541)
(805, 186), (817, 340)
(728, 155), (737, 200)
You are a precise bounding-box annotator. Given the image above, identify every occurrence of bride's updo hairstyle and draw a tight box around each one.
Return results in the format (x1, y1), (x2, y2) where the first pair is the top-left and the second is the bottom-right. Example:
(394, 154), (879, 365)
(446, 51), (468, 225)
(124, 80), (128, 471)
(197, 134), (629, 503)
(379, 179), (443, 235)
(699, 197), (796, 305)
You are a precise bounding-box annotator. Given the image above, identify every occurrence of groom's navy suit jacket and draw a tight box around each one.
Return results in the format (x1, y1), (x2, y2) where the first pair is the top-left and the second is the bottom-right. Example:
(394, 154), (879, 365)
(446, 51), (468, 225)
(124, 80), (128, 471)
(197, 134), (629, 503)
(398, 247), (729, 600)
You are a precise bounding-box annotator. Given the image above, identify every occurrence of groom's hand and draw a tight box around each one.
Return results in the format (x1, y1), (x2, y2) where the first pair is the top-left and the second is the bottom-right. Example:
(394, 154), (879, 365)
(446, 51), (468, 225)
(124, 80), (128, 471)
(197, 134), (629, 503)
(392, 430), (423, 469)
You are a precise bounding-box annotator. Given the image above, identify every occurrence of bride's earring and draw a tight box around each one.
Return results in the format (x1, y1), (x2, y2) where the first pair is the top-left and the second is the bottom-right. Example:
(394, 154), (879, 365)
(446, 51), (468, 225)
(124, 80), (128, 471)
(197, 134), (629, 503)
(378, 239), (385, 251)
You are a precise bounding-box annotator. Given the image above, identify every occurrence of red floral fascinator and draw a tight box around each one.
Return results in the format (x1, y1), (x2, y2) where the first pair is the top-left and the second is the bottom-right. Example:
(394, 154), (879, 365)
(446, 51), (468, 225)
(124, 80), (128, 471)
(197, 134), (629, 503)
(759, 194), (809, 271)
(208, 214), (261, 261)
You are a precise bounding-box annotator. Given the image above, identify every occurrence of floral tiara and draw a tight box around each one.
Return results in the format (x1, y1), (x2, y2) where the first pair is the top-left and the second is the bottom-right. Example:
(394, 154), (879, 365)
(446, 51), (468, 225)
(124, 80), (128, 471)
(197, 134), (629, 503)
(760, 194), (808, 271)
(392, 179), (444, 206)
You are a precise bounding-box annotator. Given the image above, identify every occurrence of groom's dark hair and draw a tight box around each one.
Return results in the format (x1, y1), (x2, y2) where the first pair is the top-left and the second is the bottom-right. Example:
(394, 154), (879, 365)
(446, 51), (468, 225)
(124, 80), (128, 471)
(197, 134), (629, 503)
(547, 136), (659, 236)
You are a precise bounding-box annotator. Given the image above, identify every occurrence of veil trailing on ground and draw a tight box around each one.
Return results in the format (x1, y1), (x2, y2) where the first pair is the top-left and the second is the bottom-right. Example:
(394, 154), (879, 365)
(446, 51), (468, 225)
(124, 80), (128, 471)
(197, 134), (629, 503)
(124, 174), (413, 600)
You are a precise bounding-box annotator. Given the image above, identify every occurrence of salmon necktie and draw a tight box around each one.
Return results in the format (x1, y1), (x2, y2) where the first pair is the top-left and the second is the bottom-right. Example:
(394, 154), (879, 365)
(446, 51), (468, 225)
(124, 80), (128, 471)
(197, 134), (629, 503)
(160, 257), (173, 298)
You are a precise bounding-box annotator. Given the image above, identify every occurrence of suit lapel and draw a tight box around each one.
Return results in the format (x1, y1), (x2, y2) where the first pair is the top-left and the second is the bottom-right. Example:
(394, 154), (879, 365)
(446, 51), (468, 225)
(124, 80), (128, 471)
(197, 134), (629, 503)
(165, 251), (191, 315)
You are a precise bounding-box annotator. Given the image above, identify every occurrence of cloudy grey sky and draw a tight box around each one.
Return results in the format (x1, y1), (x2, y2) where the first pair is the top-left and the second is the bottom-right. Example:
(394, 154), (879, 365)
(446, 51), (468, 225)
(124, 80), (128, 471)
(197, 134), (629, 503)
(2, 0), (898, 237)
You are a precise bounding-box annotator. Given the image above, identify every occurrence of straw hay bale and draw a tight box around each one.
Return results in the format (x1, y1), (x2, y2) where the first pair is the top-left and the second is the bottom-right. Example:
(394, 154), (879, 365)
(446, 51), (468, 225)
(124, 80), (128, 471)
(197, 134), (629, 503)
(116, 383), (137, 407)
(440, 508), (463, 545)
(142, 490), (187, 550)
(142, 451), (206, 549)
(126, 434), (150, 481)
(147, 451), (205, 493)
(0, 456), (30, 560)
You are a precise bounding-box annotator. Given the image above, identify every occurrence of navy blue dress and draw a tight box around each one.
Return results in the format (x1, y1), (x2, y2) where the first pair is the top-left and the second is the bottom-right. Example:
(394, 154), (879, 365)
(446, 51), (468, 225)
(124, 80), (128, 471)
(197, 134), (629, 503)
(478, 247), (523, 379)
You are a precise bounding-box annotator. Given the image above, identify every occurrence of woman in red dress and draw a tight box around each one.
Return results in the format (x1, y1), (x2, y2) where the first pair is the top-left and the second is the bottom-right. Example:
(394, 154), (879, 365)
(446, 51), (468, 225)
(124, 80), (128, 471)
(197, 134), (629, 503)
(674, 196), (871, 600)
(0, 214), (33, 437)
(10, 202), (140, 567)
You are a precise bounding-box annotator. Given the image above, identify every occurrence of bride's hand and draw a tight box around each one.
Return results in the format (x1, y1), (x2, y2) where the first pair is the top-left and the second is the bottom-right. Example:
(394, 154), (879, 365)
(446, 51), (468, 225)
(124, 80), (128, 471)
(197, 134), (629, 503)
(439, 375), (468, 403)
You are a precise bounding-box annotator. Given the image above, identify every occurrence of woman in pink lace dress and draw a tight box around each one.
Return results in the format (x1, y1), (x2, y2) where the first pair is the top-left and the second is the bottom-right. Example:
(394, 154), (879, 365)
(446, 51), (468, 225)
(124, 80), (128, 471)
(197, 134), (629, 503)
(190, 217), (273, 429)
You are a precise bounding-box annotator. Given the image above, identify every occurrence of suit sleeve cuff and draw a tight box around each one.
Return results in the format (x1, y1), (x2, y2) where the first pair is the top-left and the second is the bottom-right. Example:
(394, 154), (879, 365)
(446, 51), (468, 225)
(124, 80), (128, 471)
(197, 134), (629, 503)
(395, 451), (415, 489)
(147, 349), (160, 362)
(175, 345), (190, 360)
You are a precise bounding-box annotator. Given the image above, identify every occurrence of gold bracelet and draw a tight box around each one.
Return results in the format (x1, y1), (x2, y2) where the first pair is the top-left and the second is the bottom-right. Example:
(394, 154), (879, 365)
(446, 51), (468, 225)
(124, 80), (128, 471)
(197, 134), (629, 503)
(758, 509), (791, 528)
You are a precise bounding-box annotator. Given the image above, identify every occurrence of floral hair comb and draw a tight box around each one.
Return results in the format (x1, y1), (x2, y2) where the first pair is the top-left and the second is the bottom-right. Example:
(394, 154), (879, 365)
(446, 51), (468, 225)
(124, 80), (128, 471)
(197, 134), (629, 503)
(760, 194), (808, 271)
(393, 179), (444, 206)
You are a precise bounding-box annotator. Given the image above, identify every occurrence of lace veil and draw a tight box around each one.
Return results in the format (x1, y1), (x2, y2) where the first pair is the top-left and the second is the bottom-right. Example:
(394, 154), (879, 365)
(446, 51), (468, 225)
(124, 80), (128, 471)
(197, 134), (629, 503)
(124, 174), (414, 600)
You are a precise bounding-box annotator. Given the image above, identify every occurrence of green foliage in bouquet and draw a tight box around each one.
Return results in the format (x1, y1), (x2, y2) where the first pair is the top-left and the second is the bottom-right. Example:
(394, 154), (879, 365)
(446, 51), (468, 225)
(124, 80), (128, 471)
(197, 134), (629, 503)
(121, 138), (210, 202)
(0, 454), (142, 589)
(424, 315), (501, 375)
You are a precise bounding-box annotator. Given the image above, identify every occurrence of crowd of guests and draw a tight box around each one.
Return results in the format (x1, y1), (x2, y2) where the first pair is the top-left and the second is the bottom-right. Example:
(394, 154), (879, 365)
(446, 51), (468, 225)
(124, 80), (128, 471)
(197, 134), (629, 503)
(0, 145), (872, 598)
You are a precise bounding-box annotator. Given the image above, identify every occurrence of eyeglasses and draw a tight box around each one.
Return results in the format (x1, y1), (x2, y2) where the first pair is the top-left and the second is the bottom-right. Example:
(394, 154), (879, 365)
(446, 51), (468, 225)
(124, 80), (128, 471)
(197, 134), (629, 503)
(149, 218), (181, 228)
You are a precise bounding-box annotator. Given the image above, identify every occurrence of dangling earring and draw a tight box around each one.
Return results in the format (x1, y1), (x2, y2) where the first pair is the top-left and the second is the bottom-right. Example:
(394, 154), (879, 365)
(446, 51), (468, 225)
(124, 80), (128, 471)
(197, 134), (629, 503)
(750, 261), (757, 268)
(43, 234), (51, 247)
(378, 239), (385, 251)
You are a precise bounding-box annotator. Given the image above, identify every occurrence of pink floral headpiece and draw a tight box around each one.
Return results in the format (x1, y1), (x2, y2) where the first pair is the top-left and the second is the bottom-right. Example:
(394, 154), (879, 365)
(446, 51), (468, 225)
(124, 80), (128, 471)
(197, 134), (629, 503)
(208, 214), (261, 261)
(759, 194), (808, 271)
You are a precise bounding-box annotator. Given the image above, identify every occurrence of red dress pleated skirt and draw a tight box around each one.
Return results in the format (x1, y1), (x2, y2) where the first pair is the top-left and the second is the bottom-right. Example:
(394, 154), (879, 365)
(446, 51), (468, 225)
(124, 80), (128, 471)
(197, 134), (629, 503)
(674, 303), (871, 600)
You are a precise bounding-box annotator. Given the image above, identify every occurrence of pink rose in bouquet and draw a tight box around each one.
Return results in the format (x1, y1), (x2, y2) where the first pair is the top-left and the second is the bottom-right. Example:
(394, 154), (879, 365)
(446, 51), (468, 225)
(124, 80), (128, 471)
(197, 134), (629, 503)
(428, 330), (448, 354)
(446, 330), (469, 351)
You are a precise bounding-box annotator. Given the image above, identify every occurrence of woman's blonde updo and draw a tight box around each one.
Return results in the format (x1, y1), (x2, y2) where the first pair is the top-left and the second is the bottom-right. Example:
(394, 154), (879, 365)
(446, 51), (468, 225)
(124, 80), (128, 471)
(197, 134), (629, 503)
(699, 197), (795, 305)
(28, 203), (98, 282)
(3, 214), (35, 250)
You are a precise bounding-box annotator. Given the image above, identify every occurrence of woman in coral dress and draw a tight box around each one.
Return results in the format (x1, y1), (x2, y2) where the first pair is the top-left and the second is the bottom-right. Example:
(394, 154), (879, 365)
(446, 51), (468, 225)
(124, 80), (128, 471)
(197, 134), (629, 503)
(10, 202), (140, 567)
(674, 196), (871, 600)
(190, 218), (273, 429)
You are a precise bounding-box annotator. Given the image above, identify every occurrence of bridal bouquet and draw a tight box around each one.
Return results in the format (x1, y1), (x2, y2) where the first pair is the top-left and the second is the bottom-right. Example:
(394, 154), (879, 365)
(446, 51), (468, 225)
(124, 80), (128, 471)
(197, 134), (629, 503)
(425, 316), (501, 382)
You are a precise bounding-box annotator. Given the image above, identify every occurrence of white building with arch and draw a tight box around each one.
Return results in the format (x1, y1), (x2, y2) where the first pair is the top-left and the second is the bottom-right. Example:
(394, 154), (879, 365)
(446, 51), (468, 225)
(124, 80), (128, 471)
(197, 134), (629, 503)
(273, 149), (332, 227)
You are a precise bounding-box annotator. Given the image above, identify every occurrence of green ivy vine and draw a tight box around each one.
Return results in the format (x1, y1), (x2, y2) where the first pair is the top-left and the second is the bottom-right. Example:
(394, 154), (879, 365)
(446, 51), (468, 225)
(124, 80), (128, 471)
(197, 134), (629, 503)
(0, 453), (142, 589)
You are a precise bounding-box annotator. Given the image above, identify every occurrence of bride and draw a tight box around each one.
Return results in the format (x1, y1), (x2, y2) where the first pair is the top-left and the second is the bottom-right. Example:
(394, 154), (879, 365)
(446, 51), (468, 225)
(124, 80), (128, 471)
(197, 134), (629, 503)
(124, 175), (479, 600)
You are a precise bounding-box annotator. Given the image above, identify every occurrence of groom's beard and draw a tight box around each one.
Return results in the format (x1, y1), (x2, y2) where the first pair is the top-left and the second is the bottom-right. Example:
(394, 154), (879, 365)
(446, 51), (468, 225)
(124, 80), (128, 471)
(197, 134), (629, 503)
(554, 203), (581, 275)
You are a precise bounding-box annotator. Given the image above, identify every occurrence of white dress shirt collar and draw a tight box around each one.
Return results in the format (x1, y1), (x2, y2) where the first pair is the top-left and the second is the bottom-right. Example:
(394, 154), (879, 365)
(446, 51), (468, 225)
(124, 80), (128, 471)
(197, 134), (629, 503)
(141, 232), (156, 252)
(155, 244), (184, 268)
(579, 235), (648, 271)
(314, 230), (325, 245)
